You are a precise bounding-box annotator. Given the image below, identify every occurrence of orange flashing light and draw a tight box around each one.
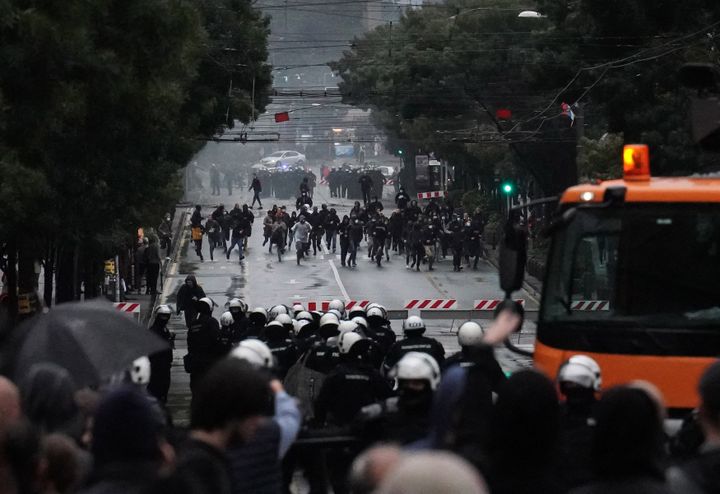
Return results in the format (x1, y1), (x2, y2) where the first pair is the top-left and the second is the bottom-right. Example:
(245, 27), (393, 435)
(623, 144), (650, 180)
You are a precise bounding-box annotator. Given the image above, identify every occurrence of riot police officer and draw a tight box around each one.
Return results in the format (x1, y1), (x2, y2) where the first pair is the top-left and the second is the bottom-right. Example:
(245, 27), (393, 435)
(186, 297), (224, 392)
(443, 321), (506, 393)
(360, 352), (440, 445)
(228, 297), (249, 341)
(262, 320), (299, 379)
(365, 306), (396, 355)
(383, 316), (445, 373)
(218, 311), (237, 355)
(147, 304), (175, 403)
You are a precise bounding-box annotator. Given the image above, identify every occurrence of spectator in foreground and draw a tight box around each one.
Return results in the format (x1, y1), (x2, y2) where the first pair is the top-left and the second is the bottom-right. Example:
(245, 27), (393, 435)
(570, 383), (672, 494)
(376, 451), (488, 494)
(668, 360), (720, 492)
(173, 358), (273, 494)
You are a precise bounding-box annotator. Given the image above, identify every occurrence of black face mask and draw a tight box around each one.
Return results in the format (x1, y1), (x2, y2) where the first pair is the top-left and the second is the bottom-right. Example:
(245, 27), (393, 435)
(563, 386), (596, 412)
(398, 386), (433, 413)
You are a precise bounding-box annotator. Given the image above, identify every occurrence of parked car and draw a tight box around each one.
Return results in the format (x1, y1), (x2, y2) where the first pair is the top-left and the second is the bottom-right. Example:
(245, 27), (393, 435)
(260, 150), (306, 167)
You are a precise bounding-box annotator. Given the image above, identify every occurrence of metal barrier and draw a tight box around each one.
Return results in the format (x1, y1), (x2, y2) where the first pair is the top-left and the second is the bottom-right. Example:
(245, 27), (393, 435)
(384, 309), (538, 321)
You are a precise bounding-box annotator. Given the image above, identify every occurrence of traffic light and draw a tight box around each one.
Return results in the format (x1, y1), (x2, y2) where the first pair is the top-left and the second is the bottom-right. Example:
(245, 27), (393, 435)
(397, 149), (404, 156)
(501, 182), (514, 194)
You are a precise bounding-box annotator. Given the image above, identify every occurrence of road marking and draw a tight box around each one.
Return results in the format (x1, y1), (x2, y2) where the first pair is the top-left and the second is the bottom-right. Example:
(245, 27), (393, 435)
(328, 259), (350, 302)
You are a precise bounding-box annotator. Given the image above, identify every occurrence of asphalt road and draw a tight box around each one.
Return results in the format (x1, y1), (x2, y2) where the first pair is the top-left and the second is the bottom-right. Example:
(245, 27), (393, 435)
(158, 163), (537, 425)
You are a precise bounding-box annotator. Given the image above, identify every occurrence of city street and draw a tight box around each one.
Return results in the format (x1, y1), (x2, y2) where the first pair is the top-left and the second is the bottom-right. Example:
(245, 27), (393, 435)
(158, 164), (537, 424)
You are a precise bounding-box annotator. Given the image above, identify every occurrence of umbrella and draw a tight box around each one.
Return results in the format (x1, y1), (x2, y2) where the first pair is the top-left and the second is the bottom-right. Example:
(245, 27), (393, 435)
(14, 301), (169, 387)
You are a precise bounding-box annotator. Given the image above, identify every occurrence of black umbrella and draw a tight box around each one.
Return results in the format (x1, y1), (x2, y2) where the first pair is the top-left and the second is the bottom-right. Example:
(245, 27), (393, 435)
(14, 301), (169, 387)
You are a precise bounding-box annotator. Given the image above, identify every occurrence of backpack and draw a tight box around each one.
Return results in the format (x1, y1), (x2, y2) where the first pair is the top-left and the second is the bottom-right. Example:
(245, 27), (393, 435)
(191, 226), (203, 241)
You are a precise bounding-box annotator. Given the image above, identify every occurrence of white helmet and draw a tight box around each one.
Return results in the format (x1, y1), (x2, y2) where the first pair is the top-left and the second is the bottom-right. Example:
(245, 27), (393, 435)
(292, 303), (305, 315)
(457, 321), (484, 347)
(320, 313), (340, 328)
(295, 319), (312, 334)
(295, 311), (314, 322)
(249, 307), (268, 323)
(155, 305), (172, 315)
(230, 339), (274, 368)
(366, 306), (385, 321)
(275, 313), (293, 328)
(198, 297), (213, 311)
(391, 352), (441, 390)
(329, 299), (345, 314)
(338, 331), (363, 354)
(348, 305), (366, 319)
(338, 320), (358, 335)
(229, 298), (248, 312)
(220, 311), (234, 327)
(402, 315), (426, 335)
(558, 355), (602, 391)
(351, 316), (368, 330)
(327, 309), (343, 320)
(269, 304), (289, 320)
(565, 355), (602, 391)
(366, 303), (387, 319)
(130, 356), (151, 385)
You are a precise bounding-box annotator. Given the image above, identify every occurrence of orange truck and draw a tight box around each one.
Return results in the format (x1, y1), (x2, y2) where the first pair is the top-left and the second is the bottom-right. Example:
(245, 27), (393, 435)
(504, 144), (720, 412)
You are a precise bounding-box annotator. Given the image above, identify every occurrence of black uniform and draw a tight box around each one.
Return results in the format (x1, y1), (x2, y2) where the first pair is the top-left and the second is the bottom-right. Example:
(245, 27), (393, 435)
(395, 190), (410, 210)
(147, 316), (174, 403)
(372, 221), (388, 265)
(186, 312), (224, 391)
(176, 275), (205, 329)
(383, 334), (445, 373)
(338, 218), (351, 267)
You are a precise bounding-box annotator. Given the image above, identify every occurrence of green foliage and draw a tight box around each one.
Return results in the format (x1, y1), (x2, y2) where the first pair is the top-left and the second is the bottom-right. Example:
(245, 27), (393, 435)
(577, 133), (624, 181)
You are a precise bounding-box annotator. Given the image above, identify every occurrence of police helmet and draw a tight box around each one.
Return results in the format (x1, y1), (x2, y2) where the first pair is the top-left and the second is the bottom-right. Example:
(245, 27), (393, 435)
(155, 304), (172, 316)
(220, 311), (234, 327)
(130, 356), (151, 385)
(567, 355), (602, 391)
(292, 303), (305, 315)
(264, 320), (287, 339)
(320, 313), (340, 329)
(231, 339), (274, 369)
(295, 319), (313, 338)
(295, 311), (314, 323)
(366, 306), (386, 322)
(329, 299), (345, 315)
(338, 331), (364, 355)
(311, 311), (323, 325)
(198, 297), (213, 312)
(457, 321), (485, 347)
(269, 304), (289, 320)
(327, 309), (343, 321)
(351, 316), (368, 330)
(229, 298), (248, 313)
(249, 307), (268, 325)
(338, 320), (358, 335)
(391, 352), (441, 390)
(348, 305), (366, 319)
(557, 356), (602, 391)
(275, 313), (294, 330)
(402, 315), (426, 335)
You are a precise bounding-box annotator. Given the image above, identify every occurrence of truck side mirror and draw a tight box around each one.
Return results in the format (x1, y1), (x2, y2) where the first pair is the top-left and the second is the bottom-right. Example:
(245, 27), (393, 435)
(499, 213), (527, 296)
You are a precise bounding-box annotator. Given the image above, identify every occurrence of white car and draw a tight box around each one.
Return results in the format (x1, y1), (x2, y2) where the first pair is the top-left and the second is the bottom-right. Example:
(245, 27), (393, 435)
(260, 150), (306, 167)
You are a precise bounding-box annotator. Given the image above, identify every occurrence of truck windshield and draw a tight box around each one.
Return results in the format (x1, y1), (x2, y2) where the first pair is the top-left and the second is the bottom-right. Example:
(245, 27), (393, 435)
(542, 204), (720, 326)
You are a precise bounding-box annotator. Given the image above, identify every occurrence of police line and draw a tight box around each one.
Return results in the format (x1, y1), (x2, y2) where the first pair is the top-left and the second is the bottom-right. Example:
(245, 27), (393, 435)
(384, 309), (539, 321)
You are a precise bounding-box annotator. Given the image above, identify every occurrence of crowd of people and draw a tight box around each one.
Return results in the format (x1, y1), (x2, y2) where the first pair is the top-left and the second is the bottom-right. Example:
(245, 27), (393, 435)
(185, 180), (488, 270)
(3, 295), (720, 494)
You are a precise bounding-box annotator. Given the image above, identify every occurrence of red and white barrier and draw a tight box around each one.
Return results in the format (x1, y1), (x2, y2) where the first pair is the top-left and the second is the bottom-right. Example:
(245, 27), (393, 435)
(417, 190), (447, 200)
(319, 178), (328, 185)
(114, 302), (141, 321)
(385, 179), (395, 185)
(304, 300), (370, 312)
(405, 299), (457, 310)
(571, 300), (609, 311)
(474, 299), (526, 310)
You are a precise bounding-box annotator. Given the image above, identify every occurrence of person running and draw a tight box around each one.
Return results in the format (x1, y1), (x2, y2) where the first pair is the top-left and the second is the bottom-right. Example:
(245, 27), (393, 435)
(249, 174), (263, 209)
(291, 215), (312, 265)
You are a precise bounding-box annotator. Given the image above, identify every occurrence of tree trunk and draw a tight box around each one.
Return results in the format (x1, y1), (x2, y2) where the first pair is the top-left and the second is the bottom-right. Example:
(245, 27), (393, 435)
(43, 242), (55, 308)
(55, 243), (75, 303)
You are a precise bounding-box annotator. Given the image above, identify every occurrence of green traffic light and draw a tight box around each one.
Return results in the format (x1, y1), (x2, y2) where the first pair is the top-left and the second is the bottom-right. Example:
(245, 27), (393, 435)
(397, 149), (403, 155)
(502, 183), (513, 194)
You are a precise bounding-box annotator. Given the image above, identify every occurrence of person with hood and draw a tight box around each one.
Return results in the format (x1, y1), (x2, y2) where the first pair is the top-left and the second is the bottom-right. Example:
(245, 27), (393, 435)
(185, 298), (223, 392)
(147, 305), (175, 403)
(270, 219), (287, 261)
(262, 210), (274, 249)
(570, 384), (671, 494)
(78, 387), (171, 494)
(348, 216), (365, 267)
(667, 360), (720, 493)
(204, 215), (222, 262)
(241, 204), (255, 249)
(359, 352), (439, 445)
(338, 215), (351, 267)
(324, 207), (340, 253)
(394, 187), (410, 210)
(227, 213), (250, 262)
(176, 275), (205, 329)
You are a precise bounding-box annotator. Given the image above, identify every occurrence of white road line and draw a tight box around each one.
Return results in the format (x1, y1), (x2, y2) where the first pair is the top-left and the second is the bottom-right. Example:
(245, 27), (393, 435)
(328, 259), (350, 302)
